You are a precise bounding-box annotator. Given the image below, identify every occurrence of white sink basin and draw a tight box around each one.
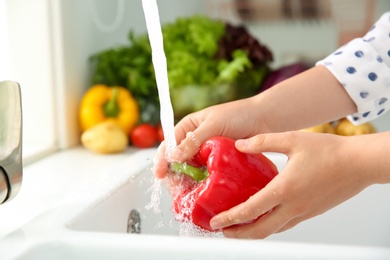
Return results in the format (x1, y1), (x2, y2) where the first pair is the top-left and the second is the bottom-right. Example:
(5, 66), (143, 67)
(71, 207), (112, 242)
(1, 149), (390, 259)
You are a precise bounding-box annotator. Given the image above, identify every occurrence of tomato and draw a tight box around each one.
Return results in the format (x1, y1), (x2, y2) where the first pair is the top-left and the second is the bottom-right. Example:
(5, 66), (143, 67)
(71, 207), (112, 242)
(155, 123), (164, 143)
(131, 123), (157, 148)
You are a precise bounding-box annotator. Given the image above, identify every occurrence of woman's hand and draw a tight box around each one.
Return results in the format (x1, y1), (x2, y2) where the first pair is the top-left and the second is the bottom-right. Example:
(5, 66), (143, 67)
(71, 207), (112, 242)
(154, 97), (266, 178)
(209, 131), (389, 239)
(154, 66), (358, 179)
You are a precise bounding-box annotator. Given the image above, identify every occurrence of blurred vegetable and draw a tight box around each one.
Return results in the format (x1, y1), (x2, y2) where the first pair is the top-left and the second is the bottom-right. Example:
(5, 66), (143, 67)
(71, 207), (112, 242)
(300, 123), (336, 134)
(300, 118), (377, 136)
(335, 118), (376, 136)
(215, 23), (272, 91)
(90, 15), (273, 121)
(155, 123), (164, 143)
(260, 62), (309, 92)
(162, 15), (225, 88)
(130, 123), (157, 148)
(164, 17), (273, 117)
(81, 122), (128, 154)
(79, 84), (139, 135)
(170, 83), (235, 119)
(90, 33), (158, 124)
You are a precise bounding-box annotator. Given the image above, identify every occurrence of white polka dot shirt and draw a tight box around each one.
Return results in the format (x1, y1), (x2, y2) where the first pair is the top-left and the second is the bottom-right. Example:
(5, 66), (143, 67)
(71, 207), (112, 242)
(317, 12), (390, 125)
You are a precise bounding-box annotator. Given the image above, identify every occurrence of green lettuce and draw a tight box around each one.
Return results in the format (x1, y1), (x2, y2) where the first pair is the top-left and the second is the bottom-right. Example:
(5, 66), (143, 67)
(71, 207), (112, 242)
(90, 15), (270, 122)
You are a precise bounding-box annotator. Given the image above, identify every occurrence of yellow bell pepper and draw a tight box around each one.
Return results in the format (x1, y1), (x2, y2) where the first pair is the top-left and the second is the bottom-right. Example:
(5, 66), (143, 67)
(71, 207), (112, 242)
(79, 84), (139, 134)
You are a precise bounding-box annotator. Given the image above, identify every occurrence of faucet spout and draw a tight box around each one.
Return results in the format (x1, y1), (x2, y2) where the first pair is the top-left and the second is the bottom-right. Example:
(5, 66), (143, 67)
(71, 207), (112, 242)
(0, 81), (22, 204)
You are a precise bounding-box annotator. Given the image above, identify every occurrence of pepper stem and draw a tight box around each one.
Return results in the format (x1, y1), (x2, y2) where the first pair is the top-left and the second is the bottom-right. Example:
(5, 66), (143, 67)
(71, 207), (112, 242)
(104, 88), (120, 117)
(170, 162), (209, 182)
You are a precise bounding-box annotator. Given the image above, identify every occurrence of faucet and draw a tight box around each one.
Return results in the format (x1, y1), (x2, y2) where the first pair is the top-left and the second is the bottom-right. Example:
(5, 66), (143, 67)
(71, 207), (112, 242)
(0, 81), (22, 204)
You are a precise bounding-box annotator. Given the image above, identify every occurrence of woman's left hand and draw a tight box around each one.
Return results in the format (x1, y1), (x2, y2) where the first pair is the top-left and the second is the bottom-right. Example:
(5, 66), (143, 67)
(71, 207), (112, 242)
(209, 131), (386, 239)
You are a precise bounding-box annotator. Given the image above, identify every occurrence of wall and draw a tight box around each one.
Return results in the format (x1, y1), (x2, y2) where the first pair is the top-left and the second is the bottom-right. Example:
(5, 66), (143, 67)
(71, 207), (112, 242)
(54, 0), (390, 147)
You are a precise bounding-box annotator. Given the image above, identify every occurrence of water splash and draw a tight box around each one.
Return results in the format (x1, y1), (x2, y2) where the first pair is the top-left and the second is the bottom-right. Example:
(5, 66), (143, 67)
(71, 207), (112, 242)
(179, 222), (222, 238)
(145, 176), (162, 214)
(168, 174), (223, 238)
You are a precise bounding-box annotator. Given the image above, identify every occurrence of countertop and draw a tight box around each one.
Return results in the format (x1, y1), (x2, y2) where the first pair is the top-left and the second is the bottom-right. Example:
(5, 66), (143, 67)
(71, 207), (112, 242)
(0, 147), (156, 238)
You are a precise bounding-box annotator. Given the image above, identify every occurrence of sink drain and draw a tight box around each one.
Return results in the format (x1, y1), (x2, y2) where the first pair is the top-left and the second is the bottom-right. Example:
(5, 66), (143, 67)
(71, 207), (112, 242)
(127, 209), (141, 234)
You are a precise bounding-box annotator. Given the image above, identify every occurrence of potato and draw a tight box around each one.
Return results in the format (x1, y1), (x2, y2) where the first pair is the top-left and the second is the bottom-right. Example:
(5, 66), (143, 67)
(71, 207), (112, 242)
(335, 118), (376, 136)
(299, 123), (336, 134)
(81, 121), (128, 154)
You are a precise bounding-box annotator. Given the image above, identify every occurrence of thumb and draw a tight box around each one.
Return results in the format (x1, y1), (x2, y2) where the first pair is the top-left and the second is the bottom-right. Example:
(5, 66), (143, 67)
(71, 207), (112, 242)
(235, 132), (298, 155)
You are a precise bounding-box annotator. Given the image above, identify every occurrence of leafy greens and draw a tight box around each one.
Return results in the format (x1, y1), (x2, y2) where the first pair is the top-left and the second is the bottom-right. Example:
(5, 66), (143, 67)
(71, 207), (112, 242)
(90, 15), (273, 122)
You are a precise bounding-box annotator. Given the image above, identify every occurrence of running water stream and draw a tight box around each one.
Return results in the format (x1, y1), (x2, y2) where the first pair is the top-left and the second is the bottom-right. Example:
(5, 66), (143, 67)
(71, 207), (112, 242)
(141, 0), (176, 154)
(141, 0), (218, 237)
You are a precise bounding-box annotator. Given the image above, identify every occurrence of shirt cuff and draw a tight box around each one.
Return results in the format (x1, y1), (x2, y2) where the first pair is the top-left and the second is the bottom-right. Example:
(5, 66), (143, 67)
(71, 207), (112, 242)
(316, 12), (390, 125)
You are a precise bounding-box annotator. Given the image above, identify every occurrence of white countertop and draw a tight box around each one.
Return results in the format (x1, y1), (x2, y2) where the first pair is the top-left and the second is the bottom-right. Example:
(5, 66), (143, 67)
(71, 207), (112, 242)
(0, 146), (156, 238)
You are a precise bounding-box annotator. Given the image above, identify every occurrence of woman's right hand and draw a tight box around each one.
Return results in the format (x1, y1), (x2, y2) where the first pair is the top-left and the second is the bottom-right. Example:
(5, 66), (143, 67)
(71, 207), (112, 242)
(154, 96), (265, 179)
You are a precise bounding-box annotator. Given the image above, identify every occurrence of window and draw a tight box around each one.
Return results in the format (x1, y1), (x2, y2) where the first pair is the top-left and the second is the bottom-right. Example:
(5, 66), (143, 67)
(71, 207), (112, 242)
(2, 0), (62, 165)
(0, 0), (10, 79)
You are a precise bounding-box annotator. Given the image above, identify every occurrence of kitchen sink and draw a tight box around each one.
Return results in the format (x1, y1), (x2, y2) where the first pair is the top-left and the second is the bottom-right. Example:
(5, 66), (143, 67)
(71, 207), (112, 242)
(69, 165), (180, 236)
(68, 151), (390, 248)
(2, 149), (390, 259)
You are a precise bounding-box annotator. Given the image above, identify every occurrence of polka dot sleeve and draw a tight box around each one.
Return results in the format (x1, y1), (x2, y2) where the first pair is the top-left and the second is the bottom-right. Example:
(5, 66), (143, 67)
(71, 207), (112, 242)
(316, 12), (390, 125)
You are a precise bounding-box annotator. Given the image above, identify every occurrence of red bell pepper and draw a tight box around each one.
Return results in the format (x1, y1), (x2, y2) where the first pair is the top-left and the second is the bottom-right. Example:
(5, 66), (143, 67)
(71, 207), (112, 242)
(170, 136), (278, 231)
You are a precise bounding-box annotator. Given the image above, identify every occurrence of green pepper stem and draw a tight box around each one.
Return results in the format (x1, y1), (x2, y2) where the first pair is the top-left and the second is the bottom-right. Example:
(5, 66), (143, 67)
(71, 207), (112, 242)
(170, 162), (209, 182)
(104, 88), (120, 117)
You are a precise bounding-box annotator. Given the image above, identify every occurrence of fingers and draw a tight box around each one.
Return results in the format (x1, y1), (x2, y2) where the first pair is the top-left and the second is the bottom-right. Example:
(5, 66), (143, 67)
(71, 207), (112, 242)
(235, 132), (299, 155)
(153, 142), (168, 179)
(222, 205), (291, 239)
(154, 110), (213, 178)
(222, 207), (309, 239)
(154, 132), (202, 179)
(208, 171), (304, 239)
(169, 131), (201, 162)
(154, 113), (216, 178)
(171, 116), (219, 162)
(275, 217), (302, 233)
(209, 180), (282, 230)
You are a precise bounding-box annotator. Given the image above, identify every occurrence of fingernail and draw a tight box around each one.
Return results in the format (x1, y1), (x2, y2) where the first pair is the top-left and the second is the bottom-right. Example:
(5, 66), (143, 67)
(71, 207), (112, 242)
(235, 139), (248, 149)
(209, 219), (222, 230)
